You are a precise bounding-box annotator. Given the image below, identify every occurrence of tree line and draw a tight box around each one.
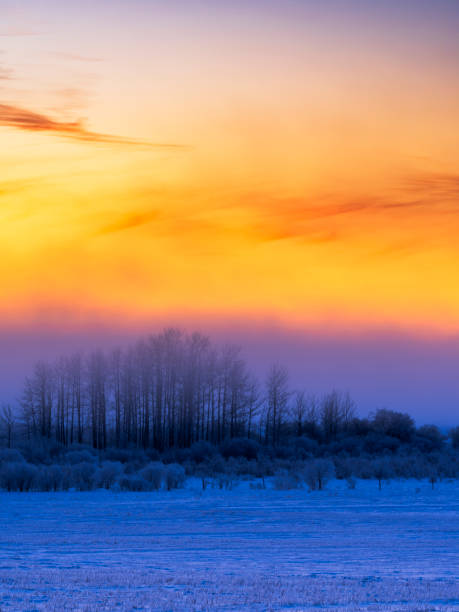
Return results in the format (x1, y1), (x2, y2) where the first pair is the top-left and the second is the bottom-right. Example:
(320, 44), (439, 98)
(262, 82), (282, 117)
(1, 328), (459, 455)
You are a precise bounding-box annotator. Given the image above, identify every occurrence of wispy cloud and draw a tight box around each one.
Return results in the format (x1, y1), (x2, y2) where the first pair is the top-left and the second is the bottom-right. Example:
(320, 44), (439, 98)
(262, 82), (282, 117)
(0, 179), (34, 198)
(0, 28), (36, 37)
(97, 210), (160, 235)
(234, 169), (459, 247)
(0, 103), (187, 148)
(0, 66), (13, 80)
(51, 87), (91, 113)
(403, 172), (459, 200)
(50, 52), (103, 63)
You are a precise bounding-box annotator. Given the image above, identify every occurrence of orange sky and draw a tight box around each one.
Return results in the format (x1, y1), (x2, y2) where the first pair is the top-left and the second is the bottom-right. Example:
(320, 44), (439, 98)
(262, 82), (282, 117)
(1, 0), (459, 336)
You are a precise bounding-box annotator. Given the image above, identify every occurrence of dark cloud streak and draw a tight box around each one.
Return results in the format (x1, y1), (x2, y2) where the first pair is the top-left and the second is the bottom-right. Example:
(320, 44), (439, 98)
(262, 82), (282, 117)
(403, 172), (459, 199)
(0, 103), (187, 148)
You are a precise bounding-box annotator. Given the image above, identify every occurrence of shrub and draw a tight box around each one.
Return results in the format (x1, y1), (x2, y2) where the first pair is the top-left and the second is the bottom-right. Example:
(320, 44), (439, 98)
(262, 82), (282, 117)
(140, 462), (164, 490)
(220, 438), (260, 460)
(372, 409), (415, 443)
(38, 464), (63, 491)
(189, 441), (217, 463)
(0, 461), (38, 492)
(254, 456), (274, 479)
(328, 436), (363, 457)
(333, 456), (352, 480)
(346, 476), (356, 489)
(70, 462), (96, 491)
(0, 448), (25, 464)
(436, 451), (459, 479)
(449, 426), (459, 449)
(208, 455), (226, 475)
(426, 464), (438, 489)
(193, 466), (210, 490)
(293, 436), (319, 457)
(96, 461), (123, 489)
(273, 470), (301, 490)
(19, 440), (52, 465)
(181, 460), (195, 476)
(304, 459), (334, 491)
(164, 463), (186, 490)
(414, 425), (445, 453)
(118, 475), (150, 491)
(226, 456), (252, 476)
(103, 448), (135, 464)
(64, 450), (96, 465)
(372, 457), (393, 490)
(273, 445), (295, 460)
(145, 448), (161, 462)
(217, 473), (234, 490)
(363, 433), (400, 455)
(123, 459), (147, 474)
(349, 457), (374, 480)
(162, 447), (191, 464)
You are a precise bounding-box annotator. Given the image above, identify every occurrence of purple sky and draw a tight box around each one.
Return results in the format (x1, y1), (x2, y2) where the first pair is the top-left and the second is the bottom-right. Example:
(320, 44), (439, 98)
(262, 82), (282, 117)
(1, 324), (458, 426)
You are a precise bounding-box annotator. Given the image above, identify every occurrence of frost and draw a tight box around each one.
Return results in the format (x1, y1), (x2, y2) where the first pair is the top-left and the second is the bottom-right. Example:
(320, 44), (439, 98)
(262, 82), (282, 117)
(1, 479), (458, 610)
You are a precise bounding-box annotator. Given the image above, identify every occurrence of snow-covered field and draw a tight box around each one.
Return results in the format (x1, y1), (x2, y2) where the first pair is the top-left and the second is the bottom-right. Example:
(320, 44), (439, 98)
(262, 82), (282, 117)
(1, 479), (458, 611)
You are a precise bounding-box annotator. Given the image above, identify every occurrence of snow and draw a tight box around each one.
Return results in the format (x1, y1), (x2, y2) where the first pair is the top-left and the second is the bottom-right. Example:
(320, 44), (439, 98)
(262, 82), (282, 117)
(1, 478), (459, 610)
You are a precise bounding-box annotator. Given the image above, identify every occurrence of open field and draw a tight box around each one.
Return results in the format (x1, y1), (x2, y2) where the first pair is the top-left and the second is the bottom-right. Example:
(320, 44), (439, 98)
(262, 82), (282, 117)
(1, 479), (458, 611)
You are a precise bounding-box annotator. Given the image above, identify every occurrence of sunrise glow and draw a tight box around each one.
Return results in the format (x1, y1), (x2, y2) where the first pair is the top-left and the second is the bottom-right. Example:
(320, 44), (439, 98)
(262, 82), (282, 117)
(0, 0), (458, 336)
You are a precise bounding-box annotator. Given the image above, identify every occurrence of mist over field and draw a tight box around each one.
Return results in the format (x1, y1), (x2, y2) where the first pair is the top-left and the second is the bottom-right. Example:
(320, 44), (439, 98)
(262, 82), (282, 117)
(2, 324), (459, 424)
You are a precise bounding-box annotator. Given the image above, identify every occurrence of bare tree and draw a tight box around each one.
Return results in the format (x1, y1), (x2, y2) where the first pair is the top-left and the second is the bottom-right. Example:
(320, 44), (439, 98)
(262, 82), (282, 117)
(87, 351), (107, 450)
(246, 376), (262, 440)
(265, 364), (290, 446)
(320, 390), (355, 442)
(292, 390), (306, 437)
(0, 405), (15, 448)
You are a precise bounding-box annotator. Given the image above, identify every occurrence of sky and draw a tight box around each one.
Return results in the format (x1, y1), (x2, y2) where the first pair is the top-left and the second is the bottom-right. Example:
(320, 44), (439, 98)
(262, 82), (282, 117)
(1, 0), (459, 422)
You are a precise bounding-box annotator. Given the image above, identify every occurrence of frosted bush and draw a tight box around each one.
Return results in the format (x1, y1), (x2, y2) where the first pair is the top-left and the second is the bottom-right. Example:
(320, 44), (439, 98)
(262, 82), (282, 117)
(372, 457), (393, 490)
(189, 441), (217, 463)
(221, 437), (260, 460)
(0, 448), (25, 463)
(38, 464), (63, 491)
(450, 426), (459, 449)
(0, 461), (38, 492)
(273, 470), (301, 490)
(64, 450), (96, 465)
(96, 461), (123, 489)
(333, 456), (353, 479)
(304, 459), (334, 491)
(140, 462), (165, 490)
(346, 476), (356, 489)
(118, 475), (150, 491)
(165, 463), (186, 490)
(217, 474), (234, 490)
(70, 462), (96, 491)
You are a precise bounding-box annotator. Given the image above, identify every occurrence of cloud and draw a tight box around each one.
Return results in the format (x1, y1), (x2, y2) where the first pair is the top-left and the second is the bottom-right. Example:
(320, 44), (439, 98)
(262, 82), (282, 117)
(50, 52), (103, 63)
(231, 172), (459, 248)
(232, 195), (368, 244)
(0, 103), (186, 148)
(51, 87), (90, 113)
(97, 210), (160, 235)
(0, 28), (36, 37)
(0, 66), (13, 80)
(403, 172), (459, 200)
(244, 170), (459, 244)
(0, 179), (34, 198)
